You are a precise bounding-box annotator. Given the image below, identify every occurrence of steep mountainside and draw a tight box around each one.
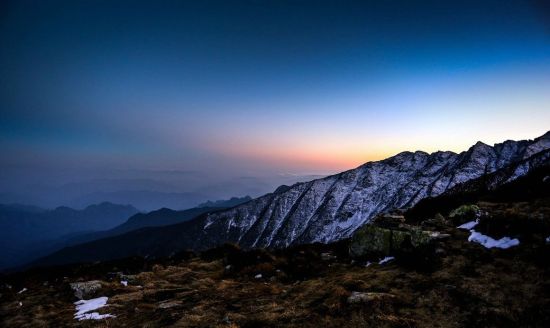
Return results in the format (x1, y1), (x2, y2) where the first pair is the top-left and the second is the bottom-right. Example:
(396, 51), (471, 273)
(406, 148), (550, 222)
(31, 132), (550, 267)
(199, 132), (550, 248)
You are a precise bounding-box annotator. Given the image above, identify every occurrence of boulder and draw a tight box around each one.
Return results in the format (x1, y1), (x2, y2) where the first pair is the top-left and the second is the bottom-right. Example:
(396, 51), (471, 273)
(349, 218), (446, 259)
(347, 291), (395, 304)
(158, 300), (182, 309)
(449, 204), (481, 224)
(69, 280), (103, 300)
(349, 225), (392, 257)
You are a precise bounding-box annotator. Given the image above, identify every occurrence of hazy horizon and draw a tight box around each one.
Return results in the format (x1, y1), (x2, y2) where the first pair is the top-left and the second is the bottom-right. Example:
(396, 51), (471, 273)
(1, 130), (548, 210)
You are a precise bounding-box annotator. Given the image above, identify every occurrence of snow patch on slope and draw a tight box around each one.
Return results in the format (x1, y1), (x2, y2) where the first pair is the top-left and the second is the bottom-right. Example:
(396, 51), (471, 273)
(74, 296), (115, 321)
(468, 231), (519, 249)
(458, 220), (478, 230)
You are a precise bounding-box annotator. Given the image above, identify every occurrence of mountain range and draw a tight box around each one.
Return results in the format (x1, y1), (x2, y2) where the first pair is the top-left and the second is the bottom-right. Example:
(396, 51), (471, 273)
(195, 132), (550, 248)
(0, 202), (138, 269)
(31, 132), (550, 267)
(0, 196), (252, 271)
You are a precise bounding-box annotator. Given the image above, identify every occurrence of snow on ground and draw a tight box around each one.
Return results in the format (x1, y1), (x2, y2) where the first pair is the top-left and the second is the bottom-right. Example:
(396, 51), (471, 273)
(17, 288), (27, 294)
(457, 220), (478, 230)
(546, 236), (550, 243)
(378, 256), (395, 264)
(121, 280), (128, 286)
(468, 231), (519, 249)
(74, 296), (115, 321)
(254, 274), (262, 279)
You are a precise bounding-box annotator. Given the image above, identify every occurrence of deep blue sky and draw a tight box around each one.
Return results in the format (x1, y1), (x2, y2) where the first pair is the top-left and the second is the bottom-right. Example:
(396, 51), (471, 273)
(1, 0), (549, 206)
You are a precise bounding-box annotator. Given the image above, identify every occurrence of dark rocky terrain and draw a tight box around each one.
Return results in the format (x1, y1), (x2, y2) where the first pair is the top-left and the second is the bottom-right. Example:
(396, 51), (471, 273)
(1, 162), (549, 327)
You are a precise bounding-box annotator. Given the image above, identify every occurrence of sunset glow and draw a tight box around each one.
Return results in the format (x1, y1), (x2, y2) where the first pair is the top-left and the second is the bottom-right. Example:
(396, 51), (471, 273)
(1, 0), (549, 199)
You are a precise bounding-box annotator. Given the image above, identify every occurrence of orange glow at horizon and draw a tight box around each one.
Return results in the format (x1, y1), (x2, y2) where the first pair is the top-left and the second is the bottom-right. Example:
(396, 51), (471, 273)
(205, 126), (550, 174)
(212, 140), (418, 172)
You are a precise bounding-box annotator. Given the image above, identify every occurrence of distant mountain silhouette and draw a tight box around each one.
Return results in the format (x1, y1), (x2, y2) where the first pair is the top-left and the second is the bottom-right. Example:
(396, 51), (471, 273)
(66, 196), (252, 245)
(197, 196), (252, 208)
(69, 190), (209, 212)
(0, 202), (138, 269)
(59, 207), (225, 248)
(3, 196), (253, 271)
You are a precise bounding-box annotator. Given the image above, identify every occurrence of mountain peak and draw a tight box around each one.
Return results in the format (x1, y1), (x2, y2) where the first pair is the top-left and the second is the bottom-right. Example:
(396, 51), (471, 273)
(536, 130), (550, 140)
(473, 140), (490, 148)
(467, 141), (494, 156)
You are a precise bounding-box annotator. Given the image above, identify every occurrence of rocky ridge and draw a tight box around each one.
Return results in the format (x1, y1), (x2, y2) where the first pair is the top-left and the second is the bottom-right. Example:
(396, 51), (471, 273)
(197, 132), (550, 249)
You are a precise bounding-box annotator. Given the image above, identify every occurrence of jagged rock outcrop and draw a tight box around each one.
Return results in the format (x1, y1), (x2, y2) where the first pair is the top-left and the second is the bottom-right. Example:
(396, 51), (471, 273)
(198, 132), (550, 249)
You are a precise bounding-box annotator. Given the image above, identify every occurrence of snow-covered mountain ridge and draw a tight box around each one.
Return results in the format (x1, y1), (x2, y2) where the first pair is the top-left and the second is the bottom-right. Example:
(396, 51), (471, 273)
(199, 132), (550, 248)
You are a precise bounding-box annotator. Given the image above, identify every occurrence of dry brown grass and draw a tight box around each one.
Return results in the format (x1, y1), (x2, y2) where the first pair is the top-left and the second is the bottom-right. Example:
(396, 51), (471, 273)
(2, 199), (550, 327)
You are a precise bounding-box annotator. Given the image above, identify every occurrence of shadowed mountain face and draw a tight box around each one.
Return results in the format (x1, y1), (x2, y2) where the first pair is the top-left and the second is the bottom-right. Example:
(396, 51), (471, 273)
(31, 132), (550, 267)
(59, 196), (253, 248)
(0, 203), (139, 269)
(52, 207), (222, 251)
(1, 197), (252, 271)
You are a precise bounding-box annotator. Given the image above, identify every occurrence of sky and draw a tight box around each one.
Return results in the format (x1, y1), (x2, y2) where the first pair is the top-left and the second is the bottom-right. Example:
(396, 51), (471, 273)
(0, 0), (549, 207)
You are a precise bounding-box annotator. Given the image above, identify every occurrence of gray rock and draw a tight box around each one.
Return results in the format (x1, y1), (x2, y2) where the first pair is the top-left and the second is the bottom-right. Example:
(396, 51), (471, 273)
(69, 280), (103, 300)
(347, 291), (395, 304)
(349, 221), (442, 258)
(158, 300), (182, 309)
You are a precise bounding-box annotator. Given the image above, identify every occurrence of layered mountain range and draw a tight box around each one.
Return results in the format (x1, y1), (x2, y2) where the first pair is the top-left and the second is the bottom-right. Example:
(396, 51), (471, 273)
(31, 132), (550, 267)
(0, 197), (252, 271)
(0, 203), (138, 269)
